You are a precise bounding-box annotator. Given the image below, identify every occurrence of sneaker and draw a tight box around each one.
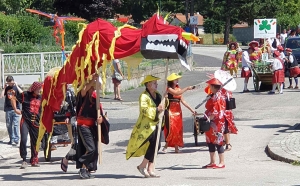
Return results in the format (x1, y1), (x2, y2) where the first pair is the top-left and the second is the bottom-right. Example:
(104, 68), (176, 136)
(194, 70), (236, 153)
(20, 161), (28, 169)
(62, 133), (70, 141)
(51, 136), (58, 144)
(87, 171), (95, 179)
(79, 168), (90, 179)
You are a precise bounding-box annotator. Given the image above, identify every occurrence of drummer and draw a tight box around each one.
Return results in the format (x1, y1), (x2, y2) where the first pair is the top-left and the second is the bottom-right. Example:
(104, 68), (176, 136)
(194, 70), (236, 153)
(269, 51), (284, 94)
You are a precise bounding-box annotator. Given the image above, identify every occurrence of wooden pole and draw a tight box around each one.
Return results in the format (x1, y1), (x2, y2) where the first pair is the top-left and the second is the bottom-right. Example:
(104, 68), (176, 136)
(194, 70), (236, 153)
(96, 71), (102, 164)
(153, 58), (169, 170)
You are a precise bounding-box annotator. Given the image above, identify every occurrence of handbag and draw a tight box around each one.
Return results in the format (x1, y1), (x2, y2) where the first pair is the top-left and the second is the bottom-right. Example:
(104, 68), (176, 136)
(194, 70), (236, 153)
(196, 113), (211, 132)
(114, 72), (123, 81)
(225, 92), (236, 110)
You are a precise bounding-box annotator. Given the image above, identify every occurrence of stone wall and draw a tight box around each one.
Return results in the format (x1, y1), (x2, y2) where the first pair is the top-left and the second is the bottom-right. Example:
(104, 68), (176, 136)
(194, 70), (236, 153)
(104, 55), (194, 93)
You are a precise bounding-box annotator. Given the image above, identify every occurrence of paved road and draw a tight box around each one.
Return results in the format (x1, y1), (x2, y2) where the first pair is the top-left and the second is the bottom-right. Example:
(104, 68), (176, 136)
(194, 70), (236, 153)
(0, 78), (299, 185)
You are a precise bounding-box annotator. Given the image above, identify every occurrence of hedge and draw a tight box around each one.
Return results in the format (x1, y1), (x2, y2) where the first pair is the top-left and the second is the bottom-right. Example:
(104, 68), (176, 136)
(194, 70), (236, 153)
(0, 13), (86, 53)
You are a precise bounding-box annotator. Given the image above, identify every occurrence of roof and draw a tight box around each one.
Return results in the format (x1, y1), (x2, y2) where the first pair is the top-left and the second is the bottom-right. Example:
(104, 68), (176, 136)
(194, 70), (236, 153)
(173, 13), (204, 25)
(233, 22), (249, 28)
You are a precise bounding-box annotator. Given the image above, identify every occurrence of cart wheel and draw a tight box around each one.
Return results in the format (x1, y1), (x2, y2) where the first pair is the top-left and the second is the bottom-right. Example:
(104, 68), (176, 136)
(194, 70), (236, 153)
(43, 134), (51, 162)
(253, 75), (259, 92)
(193, 124), (198, 146)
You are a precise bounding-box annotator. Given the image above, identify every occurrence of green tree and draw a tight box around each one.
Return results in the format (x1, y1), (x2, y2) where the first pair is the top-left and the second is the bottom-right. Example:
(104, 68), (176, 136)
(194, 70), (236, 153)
(53, 0), (122, 22)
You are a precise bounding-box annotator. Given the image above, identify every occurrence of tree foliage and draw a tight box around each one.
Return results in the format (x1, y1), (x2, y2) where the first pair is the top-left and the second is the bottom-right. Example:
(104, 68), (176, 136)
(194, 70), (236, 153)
(53, 0), (122, 22)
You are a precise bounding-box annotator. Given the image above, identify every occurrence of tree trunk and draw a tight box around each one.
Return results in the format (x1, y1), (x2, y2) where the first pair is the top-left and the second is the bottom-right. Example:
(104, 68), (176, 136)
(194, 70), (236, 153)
(185, 0), (189, 26)
(224, 16), (230, 44)
(223, 0), (230, 44)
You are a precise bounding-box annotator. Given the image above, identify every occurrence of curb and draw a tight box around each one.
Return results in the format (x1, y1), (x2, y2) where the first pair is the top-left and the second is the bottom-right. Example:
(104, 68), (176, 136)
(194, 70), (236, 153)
(267, 123), (300, 164)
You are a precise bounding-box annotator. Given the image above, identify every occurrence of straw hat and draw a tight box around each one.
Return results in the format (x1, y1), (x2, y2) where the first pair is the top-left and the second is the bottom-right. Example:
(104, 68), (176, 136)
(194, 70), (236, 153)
(141, 75), (160, 85)
(248, 41), (259, 49)
(228, 42), (238, 49)
(206, 78), (222, 86)
(167, 73), (182, 81)
(46, 67), (61, 78)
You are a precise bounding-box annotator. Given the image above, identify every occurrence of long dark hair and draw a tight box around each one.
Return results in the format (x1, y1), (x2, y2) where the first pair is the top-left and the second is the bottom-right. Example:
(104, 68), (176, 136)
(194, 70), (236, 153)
(167, 81), (175, 88)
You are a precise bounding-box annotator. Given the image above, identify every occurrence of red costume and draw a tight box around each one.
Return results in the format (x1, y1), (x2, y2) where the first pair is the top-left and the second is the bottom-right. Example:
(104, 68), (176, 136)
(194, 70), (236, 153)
(164, 86), (183, 147)
(220, 89), (238, 134)
(204, 91), (226, 145)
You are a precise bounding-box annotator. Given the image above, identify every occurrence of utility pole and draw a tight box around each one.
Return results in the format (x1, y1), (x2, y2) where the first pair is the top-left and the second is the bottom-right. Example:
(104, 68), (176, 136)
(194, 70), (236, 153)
(189, 0), (195, 34)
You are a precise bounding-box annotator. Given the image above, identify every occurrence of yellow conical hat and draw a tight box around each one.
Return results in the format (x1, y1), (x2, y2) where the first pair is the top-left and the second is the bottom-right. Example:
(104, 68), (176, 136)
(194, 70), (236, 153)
(141, 75), (160, 85)
(167, 73), (182, 81)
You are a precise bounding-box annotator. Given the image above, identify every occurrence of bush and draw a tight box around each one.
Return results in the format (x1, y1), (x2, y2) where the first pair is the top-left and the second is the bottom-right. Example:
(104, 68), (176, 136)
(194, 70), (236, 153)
(0, 14), (20, 43)
(203, 18), (224, 34)
(16, 13), (52, 44)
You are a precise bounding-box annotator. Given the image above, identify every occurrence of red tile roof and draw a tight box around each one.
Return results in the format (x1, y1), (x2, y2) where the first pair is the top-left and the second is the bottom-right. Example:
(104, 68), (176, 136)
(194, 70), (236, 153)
(233, 22), (249, 28)
(173, 13), (204, 25)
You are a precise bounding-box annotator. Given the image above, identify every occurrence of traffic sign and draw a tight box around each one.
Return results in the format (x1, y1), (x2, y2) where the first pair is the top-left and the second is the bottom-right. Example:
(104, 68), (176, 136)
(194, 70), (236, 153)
(190, 16), (198, 25)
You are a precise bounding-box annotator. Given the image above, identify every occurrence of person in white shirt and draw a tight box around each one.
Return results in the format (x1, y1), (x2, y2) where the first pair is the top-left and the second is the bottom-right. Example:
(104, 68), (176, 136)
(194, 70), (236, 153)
(280, 29), (287, 46)
(269, 51), (284, 94)
(286, 48), (300, 89)
(277, 45), (288, 89)
(241, 47), (254, 92)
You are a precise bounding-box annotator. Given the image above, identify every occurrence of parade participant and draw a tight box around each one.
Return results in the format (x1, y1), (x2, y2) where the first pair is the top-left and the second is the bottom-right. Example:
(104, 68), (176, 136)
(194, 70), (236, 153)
(126, 75), (164, 178)
(0, 75), (22, 145)
(59, 85), (77, 172)
(241, 47), (254, 92)
(269, 51), (284, 94)
(205, 72), (238, 151)
(286, 48), (300, 89)
(202, 78), (226, 169)
(277, 45), (288, 89)
(221, 42), (239, 77)
(10, 81), (43, 169)
(162, 73), (195, 153)
(76, 74), (103, 179)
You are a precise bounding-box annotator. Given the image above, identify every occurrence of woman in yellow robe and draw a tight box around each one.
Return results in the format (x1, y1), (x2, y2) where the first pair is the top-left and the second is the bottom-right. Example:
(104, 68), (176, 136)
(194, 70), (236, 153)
(126, 75), (164, 178)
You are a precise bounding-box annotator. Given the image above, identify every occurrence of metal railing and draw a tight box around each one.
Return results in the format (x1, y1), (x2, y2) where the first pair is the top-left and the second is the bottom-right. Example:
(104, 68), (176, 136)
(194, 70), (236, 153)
(1, 43), (193, 86)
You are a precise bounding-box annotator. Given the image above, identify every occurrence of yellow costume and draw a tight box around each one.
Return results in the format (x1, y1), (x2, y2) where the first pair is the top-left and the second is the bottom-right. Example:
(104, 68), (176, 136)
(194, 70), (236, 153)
(126, 90), (162, 159)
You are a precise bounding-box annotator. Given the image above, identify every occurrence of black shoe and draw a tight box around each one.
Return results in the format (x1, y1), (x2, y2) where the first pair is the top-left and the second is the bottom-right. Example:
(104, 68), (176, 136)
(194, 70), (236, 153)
(7, 141), (12, 145)
(87, 171), (95, 179)
(79, 168), (90, 179)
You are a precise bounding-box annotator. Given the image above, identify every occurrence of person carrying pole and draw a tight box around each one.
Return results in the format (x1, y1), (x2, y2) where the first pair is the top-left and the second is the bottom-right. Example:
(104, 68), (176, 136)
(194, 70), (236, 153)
(126, 75), (164, 178)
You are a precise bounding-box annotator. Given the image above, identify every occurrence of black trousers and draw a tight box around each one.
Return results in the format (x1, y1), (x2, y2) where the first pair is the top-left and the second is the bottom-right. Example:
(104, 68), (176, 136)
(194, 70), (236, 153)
(65, 123), (77, 161)
(144, 127), (160, 163)
(20, 120), (39, 164)
(76, 125), (98, 171)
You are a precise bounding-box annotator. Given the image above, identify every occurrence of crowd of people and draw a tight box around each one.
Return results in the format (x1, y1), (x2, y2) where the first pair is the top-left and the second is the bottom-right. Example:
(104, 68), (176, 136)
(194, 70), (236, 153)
(1, 66), (238, 179)
(221, 28), (300, 94)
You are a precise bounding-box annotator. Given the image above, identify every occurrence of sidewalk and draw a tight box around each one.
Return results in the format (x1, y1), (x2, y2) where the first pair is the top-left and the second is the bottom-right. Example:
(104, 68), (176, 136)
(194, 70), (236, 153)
(267, 123), (300, 163)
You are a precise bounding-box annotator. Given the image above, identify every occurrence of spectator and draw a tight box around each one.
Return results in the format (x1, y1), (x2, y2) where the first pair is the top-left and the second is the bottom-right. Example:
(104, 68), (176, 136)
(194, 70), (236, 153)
(0, 75), (23, 145)
(112, 59), (124, 101)
(280, 29), (287, 46)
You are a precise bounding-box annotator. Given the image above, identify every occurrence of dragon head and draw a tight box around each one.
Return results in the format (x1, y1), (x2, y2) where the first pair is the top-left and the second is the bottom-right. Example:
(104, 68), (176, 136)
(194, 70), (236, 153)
(140, 14), (192, 70)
